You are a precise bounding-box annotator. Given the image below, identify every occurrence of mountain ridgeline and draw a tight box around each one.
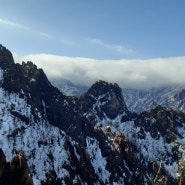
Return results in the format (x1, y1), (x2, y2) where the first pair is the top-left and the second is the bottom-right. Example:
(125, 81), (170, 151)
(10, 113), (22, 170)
(1, 44), (185, 185)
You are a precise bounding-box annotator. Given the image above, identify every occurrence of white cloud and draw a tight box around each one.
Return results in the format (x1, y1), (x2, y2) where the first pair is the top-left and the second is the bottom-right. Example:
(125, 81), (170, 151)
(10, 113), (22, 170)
(89, 38), (133, 55)
(0, 18), (55, 40)
(0, 18), (30, 30)
(39, 32), (54, 39)
(0, 18), (77, 47)
(13, 53), (185, 89)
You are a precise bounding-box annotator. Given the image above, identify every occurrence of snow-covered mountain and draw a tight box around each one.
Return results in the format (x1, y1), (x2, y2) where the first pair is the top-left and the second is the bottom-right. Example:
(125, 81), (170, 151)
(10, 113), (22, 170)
(123, 85), (185, 113)
(1, 44), (185, 185)
(50, 78), (88, 97)
(50, 78), (185, 114)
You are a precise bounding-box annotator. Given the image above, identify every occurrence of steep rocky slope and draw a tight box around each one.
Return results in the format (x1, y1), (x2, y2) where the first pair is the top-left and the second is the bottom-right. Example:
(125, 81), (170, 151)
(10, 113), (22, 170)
(1, 44), (185, 184)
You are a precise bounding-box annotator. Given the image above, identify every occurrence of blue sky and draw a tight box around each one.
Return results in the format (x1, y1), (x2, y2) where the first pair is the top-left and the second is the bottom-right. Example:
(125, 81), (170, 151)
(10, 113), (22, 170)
(1, 0), (185, 59)
(1, 0), (185, 88)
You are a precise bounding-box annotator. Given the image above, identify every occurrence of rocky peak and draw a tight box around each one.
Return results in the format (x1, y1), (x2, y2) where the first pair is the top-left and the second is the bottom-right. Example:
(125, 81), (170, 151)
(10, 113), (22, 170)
(0, 44), (15, 70)
(79, 80), (128, 120)
(0, 50), (72, 128)
(21, 61), (38, 76)
(87, 80), (123, 98)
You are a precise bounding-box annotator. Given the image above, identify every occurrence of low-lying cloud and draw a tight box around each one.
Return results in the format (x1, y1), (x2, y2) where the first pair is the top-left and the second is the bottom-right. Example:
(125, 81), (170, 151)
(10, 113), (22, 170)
(13, 53), (185, 89)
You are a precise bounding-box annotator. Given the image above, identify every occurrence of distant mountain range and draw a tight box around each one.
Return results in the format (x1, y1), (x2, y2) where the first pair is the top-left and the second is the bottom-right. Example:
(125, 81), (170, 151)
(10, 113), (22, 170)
(124, 85), (185, 113)
(50, 78), (88, 97)
(1, 44), (185, 185)
(51, 78), (185, 113)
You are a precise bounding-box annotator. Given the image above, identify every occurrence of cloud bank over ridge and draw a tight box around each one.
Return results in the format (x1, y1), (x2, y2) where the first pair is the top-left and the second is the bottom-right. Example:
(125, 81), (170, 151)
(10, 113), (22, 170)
(13, 53), (185, 89)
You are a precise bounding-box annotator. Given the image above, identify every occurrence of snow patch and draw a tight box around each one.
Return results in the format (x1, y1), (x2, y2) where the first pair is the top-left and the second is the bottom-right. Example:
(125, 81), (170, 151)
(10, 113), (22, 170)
(86, 137), (110, 183)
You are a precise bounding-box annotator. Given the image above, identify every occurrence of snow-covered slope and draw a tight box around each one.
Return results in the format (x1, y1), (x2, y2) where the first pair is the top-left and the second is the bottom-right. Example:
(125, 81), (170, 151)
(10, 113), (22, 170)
(0, 68), (114, 185)
(123, 85), (185, 113)
(2, 44), (185, 184)
(95, 106), (185, 184)
(0, 69), (74, 184)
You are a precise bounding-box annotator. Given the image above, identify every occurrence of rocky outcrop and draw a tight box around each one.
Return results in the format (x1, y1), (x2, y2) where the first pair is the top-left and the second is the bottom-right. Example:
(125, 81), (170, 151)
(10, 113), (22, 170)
(135, 105), (185, 143)
(0, 149), (34, 185)
(78, 80), (129, 121)
(0, 44), (14, 70)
